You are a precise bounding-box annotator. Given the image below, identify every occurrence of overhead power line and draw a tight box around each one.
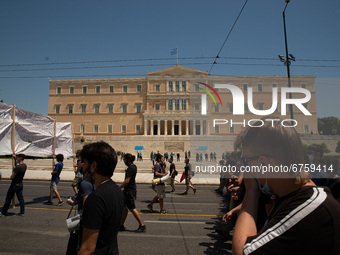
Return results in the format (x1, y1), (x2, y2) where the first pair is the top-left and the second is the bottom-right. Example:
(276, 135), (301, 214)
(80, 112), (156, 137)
(209, 0), (249, 74)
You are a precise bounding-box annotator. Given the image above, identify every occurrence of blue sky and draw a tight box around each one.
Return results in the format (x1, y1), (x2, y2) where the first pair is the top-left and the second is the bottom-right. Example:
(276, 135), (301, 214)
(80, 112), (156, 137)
(0, 0), (339, 117)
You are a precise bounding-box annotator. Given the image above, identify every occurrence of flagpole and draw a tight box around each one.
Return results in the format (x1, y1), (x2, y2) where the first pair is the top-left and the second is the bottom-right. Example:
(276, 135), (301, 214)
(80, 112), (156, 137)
(11, 104), (16, 208)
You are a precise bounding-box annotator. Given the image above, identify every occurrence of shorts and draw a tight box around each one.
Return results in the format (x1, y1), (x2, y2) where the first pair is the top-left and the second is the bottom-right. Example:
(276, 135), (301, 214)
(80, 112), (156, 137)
(123, 190), (136, 210)
(185, 177), (192, 186)
(156, 185), (166, 199)
(50, 181), (59, 191)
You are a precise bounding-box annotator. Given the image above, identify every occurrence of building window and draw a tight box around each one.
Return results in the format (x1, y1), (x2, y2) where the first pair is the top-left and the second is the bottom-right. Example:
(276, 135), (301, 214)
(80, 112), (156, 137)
(182, 81), (187, 92)
(80, 124), (85, 134)
(108, 125), (112, 134)
(108, 104), (113, 113)
(122, 104), (127, 113)
(94, 104), (100, 114)
(230, 126), (235, 134)
(68, 105), (73, 114)
(175, 81), (180, 92)
(136, 104), (142, 113)
(81, 104), (87, 113)
(155, 84), (160, 92)
(195, 84), (199, 92)
(258, 83), (263, 92)
(244, 104), (249, 113)
(136, 125), (141, 134)
(168, 100), (173, 110)
(214, 125), (220, 134)
(123, 85), (128, 93)
(214, 103), (220, 113)
(272, 83), (277, 88)
(137, 84), (142, 93)
(122, 125), (127, 133)
(69, 86), (74, 94)
(301, 84), (306, 89)
(258, 103), (264, 110)
(243, 84), (248, 92)
(303, 103), (308, 110)
(56, 87), (61, 94)
(182, 100), (187, 110)
(82, 86), (88, 94)
(96, 85), (101, 94)
(194, 103), (200, 111)
(175, 100), (180, 110)
(228, 103), (233, 113)
(168, 81), (173, 92)
(94, 125), (99, 133)
(55, 105), (60, 114)
(109, 85), (114, 93)
(154, 104), (160, 111)
(303, 124), (309, 133)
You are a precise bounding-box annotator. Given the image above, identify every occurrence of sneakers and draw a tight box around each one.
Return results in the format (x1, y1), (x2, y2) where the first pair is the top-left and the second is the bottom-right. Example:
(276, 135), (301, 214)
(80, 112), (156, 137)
(182, 192), (188, 195)
(193, 188), (197, 194)
(147, 204), (154, 213)
(57, 201), (64, 206)
(44, 201), (53, 205)
(135, 225), (146, 232)
(170, 189), (175, 192)
(0, 212), (5, 217)
(160, 209), (167, 214)
(118, 225), (126, 231)
(16, 213), (25, 217)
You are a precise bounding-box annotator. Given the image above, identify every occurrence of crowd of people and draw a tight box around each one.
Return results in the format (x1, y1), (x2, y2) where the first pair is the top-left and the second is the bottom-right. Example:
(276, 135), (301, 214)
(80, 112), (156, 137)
(1, 117), (340, 254)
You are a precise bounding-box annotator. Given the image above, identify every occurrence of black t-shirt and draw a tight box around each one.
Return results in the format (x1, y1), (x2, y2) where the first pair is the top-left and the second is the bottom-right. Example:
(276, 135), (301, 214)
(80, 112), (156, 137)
(170, 163), (176, 178)
(82, 179), (124, 255)
(124, 164), (137, 192)
(12, 163), (27, 184)
(243, 186), (340, 255)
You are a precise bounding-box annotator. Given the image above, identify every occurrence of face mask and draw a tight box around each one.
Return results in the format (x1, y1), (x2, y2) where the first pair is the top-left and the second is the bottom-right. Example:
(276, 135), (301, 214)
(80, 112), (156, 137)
(256, 178), (275, 196)
(16, 160), (19, 164)
(308, 154), (314, 162)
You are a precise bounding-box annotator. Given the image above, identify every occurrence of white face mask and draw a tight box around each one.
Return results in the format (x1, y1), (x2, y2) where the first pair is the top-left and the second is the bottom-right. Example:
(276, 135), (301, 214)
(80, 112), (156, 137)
(308, 154), (314, 162)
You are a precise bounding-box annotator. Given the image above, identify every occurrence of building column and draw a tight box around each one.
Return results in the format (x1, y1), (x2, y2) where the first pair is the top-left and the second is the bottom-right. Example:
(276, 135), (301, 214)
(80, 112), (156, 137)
(206, 119), (210, 136)
(193, 120), (197, 136)
(144, 120), (148, 136)
(200, 119), (203, 135)
(158, 120), (161, 136)
(151, 120), (154, 136)
(164, 120), (168, 136)
(186, 120), (189, 135)
(179, 120), (182, 135)
(171, 120), (174, 136)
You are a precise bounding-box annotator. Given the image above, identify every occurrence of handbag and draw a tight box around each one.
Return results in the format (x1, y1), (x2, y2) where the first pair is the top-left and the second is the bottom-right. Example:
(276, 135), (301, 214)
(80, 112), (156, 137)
(180, 172), (186, 182)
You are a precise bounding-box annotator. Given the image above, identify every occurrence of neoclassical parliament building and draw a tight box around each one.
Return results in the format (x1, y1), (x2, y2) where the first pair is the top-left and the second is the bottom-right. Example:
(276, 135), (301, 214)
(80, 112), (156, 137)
(48, 64), (317, 154)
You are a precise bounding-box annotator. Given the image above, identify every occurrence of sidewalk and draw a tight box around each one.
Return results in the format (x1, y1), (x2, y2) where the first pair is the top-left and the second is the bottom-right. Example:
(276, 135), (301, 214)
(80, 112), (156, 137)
(0, 158), (220, 184)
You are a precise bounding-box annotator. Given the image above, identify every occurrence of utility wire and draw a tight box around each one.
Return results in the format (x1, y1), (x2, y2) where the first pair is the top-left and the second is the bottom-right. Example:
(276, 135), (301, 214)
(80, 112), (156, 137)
(0, 62), (339, 73)
(209, 0), (249, 74)
(0, 56), (339, 69)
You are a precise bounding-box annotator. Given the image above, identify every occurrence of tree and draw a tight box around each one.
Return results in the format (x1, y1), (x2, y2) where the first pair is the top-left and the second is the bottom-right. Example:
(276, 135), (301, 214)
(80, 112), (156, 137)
(318, 116), (340, 135)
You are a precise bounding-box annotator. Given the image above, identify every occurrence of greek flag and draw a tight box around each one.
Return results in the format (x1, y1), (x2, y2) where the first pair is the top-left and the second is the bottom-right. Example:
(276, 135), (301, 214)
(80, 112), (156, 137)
(170, 48), (177, 55)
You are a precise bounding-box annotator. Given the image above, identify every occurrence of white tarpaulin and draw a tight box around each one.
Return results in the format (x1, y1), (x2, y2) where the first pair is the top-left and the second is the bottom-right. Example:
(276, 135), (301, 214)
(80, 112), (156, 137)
(0, 103), (13, 155)
(0, 102), (73, 157)
(14, 107), (55, 157)
(55, 122), (73, 158)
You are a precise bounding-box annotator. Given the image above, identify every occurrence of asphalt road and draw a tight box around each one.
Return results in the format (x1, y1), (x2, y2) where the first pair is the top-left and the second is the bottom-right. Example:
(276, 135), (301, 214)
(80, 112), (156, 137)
(0, 180), (232, 255)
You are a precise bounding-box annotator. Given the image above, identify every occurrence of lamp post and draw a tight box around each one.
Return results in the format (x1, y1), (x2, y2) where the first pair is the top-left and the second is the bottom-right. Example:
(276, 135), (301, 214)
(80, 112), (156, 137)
(278, 0), (295, 123)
